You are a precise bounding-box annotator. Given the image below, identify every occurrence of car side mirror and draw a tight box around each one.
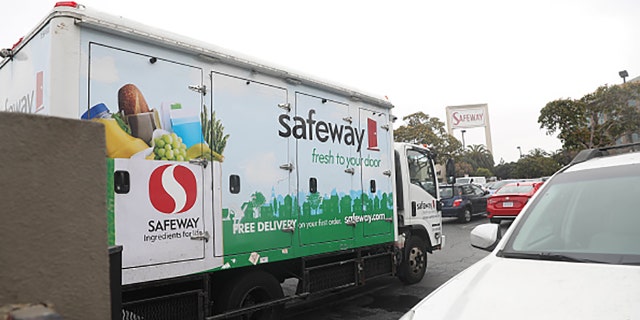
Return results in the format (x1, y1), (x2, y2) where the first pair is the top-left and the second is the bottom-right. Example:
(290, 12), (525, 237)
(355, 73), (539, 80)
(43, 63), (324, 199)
(470, 223), (502, 252)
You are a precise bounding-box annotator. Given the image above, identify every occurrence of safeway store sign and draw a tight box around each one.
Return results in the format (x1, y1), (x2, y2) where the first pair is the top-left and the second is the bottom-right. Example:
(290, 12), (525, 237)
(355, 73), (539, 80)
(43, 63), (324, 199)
(447, 106), (487, 129)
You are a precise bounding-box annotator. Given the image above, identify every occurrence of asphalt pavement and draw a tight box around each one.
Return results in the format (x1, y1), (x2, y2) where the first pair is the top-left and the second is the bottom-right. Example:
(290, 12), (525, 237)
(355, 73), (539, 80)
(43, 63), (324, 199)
(283, 217), (509, 320)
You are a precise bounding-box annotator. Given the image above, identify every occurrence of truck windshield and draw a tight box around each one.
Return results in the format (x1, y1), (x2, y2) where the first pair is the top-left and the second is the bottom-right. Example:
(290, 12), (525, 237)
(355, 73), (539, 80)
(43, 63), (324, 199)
(407, 149), (437, 198)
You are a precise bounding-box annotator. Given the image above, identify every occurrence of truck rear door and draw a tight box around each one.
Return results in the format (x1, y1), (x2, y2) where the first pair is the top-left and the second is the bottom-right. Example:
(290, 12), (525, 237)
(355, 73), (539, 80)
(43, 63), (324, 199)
(211, 73), (293, 255)
(359, 108), (394, 237)
(295, 93), (356, 245)
(89, 44), (208, 269)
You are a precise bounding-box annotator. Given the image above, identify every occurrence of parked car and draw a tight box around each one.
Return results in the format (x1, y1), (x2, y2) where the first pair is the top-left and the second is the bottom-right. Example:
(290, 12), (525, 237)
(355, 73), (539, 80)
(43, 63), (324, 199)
(484, 179), (516, 194)
(455, 176), (487, 186)
(487, 181), (543, 223)
(439, 183), (489, 223)
(400, 144), (640, 320)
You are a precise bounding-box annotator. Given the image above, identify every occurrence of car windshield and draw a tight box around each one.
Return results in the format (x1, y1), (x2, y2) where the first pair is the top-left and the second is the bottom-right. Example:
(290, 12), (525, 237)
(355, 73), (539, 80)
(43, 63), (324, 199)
(489, 180), (515, 190)
(496, 184), (534, 195)
(502, 164), (640, 265)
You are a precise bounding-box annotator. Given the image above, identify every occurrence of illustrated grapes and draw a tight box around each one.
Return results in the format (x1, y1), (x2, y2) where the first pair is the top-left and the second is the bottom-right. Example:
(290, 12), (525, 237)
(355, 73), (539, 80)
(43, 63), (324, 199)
(154, 133), (188, 161)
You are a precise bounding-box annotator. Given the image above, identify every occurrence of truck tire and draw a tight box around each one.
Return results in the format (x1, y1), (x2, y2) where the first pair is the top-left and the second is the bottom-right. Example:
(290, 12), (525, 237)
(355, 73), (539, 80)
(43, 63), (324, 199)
(217, 271), (284, 320)
(398, 236), (427, 284)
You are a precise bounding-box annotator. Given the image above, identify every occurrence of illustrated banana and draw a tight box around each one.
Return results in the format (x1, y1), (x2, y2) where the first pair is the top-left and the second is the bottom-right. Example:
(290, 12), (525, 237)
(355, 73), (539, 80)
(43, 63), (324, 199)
(187, 143), (224, 162)
(95, 118), (149, 158)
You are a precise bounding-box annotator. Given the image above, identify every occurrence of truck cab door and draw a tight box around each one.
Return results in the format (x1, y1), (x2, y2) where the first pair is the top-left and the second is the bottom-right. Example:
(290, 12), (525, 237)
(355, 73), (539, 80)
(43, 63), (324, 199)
(403, 148), (440, 229)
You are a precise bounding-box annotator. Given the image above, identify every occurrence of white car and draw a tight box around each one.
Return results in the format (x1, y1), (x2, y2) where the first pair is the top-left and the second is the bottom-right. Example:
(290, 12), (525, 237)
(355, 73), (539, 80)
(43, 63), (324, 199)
(401, 145), (640, 320)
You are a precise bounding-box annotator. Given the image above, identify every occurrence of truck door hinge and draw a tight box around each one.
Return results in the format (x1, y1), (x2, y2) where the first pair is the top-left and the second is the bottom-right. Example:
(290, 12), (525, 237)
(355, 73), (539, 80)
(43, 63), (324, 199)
(279, 163), (294, 172)
(188, 84), (207, 95)
(384, 218), (393, 223)
(344, 167), (355, 175)
(190, 230), (210, 242)
(381, 124), (390, 131)
(342, 116), (353, 124)
(278, 103), (291, 112)
(383, 170), (391, 177)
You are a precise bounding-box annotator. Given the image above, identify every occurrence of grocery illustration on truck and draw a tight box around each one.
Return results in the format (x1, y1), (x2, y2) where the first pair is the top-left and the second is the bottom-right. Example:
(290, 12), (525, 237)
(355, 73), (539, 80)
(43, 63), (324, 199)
(0, 2), (445, 319)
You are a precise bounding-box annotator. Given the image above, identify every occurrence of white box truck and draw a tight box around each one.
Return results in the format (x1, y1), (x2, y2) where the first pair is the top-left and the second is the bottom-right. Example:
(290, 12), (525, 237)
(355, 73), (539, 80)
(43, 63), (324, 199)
(0, 2), (445, 319)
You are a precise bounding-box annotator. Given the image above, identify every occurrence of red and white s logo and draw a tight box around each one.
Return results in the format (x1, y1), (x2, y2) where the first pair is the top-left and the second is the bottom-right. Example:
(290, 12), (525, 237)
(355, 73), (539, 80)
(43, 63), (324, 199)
(149, 164), (197, 214)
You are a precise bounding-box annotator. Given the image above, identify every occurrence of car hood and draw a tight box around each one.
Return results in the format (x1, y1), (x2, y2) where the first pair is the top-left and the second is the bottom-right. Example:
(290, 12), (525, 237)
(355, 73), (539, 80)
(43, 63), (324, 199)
(405, 254), (640, 320)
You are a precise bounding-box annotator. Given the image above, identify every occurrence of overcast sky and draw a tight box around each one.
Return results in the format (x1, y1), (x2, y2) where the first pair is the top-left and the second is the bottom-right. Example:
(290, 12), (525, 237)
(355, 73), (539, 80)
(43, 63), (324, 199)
(3, 0), (640, 162)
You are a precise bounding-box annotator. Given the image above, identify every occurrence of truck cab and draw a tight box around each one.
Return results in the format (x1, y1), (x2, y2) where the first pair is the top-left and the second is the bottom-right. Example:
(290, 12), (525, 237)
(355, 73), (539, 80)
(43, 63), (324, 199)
(393, 142), (444, 283)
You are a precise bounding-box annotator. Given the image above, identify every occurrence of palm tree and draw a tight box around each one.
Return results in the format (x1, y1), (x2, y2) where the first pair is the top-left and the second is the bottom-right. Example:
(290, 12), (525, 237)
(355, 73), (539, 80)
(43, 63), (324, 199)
(463, 144), (494, 171)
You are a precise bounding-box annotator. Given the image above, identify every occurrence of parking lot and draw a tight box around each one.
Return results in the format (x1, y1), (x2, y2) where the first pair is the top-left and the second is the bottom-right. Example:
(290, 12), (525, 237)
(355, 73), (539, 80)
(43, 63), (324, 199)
(284, 217), (509, 320)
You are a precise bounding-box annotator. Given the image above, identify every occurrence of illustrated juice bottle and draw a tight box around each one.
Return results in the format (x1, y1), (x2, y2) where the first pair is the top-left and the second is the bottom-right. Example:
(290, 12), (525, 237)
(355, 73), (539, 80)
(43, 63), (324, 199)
(170, 103), (204, 148)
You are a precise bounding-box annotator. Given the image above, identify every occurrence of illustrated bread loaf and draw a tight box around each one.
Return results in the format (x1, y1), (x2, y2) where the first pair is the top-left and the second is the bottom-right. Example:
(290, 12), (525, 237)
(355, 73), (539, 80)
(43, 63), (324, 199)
(118, 84), (150, 115)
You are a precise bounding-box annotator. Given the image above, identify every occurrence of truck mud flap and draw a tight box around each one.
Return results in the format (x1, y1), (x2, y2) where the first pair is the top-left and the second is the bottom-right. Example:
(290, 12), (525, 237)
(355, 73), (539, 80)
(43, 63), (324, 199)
(122, 290), (204, 320)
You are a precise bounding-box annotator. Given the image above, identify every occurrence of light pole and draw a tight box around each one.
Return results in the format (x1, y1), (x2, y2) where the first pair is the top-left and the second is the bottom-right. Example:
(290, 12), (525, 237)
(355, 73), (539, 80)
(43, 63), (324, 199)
(619, 70), (629, 84)
(461, 130), (466, 150)
(517, 146), (522, 158)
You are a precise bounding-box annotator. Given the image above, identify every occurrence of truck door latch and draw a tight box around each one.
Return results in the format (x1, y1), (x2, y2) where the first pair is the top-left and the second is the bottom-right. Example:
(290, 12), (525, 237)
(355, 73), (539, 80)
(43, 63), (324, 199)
(279, 163), (294, 172)
(346, 220), (357, 227)
(280, 226), (295, 233)
(190, 230), (210, 242)
(344, 168), (355, 175)
(188, 84), (207, 95)
(189, 158), (209, 168)
(278, 103), (291, 112)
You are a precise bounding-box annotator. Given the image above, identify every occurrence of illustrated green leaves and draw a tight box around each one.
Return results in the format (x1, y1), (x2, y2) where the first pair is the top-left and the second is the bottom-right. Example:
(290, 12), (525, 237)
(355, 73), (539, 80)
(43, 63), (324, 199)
(201, 105), (230, 158)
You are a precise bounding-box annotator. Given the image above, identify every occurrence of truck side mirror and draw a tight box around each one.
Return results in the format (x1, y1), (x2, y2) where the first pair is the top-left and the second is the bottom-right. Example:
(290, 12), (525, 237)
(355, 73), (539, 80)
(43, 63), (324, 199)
(436, 200), (442, 211)
(445, 159), (455, 183)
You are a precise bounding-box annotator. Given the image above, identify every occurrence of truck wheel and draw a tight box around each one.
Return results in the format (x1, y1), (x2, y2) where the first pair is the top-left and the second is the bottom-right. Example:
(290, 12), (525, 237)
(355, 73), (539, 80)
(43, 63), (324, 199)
(398, 237), (427, 284)
(458, 207), (472, 223)
(217, 271), (284, 320)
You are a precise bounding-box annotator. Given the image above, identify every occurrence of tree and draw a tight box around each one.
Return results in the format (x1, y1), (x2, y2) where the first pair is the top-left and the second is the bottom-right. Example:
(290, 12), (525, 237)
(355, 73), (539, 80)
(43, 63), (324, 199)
(514, 157), (561, 179)
(551, 149), (577, 167)
(394, 112), (461, 164)
(462, 144), (494, 171)
(475, 167), (493, 178)
(241, 192), (266, 219)
(455, 161), (474, 177)
(493, 161), (516, 180)
(539, 82), (640, 150)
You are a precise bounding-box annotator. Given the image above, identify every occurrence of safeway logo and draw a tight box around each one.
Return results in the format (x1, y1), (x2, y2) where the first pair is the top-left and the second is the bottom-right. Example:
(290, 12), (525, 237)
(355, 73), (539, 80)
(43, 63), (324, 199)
(149, 164), (197, 214)
(367, 118), (379, 151)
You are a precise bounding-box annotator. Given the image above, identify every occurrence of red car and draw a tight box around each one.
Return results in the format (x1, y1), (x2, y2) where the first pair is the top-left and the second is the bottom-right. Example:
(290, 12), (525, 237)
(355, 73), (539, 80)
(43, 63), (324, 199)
(487, 181), (543, 223)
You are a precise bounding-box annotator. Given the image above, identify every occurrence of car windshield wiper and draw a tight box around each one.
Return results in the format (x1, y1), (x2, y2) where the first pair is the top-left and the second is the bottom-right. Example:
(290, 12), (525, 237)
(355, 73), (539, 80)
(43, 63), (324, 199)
(500, 251), (606, 264)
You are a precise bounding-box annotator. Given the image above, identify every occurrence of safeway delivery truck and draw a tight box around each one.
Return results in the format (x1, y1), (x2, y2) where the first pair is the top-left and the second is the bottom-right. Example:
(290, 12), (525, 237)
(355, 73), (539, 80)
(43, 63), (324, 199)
(0, 2), (445, 319)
